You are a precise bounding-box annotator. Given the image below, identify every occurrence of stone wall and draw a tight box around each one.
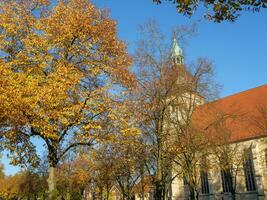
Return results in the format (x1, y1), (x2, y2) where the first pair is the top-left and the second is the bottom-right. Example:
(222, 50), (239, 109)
(170, 137), (267, 200)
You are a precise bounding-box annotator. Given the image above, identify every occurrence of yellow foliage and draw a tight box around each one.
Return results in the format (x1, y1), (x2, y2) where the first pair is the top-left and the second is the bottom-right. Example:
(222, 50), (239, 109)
(0, 0), (136, 167)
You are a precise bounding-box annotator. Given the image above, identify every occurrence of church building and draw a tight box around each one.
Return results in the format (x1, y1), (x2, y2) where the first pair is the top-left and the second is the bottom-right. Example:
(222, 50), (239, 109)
(168, 39), (267, 200)
(133, 39), (267, 200)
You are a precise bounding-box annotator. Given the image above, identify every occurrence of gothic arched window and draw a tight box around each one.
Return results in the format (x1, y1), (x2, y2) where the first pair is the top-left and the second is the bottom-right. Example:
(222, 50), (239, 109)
(201, 170), (209, 194)
(221, 169), (233, 193)
(243, 148), (257, 191)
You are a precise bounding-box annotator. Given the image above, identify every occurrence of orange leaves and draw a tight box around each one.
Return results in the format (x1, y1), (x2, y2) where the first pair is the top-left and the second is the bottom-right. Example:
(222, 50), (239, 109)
(0, 0), (137, 174)
(43, 0), (96, 35)
(40, 0), (134, 86)
(0, 175), (20, 200)
(71, 155), (91, 186)
(0, 1), (140, 198)
(0, 1), (35, 36)
(0, 170), (47, 200)
(55, 155), (92, 195)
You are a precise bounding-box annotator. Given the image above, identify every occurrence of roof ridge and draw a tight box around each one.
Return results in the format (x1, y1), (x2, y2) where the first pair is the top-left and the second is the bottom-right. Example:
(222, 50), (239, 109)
(194, 84), (267, 143)
(213, 84), (267, 103)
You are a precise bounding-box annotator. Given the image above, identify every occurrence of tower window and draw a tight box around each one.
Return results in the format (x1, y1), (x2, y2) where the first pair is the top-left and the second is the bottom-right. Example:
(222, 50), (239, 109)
(221, 169), (233, 193)
(243, 148), (256, 191)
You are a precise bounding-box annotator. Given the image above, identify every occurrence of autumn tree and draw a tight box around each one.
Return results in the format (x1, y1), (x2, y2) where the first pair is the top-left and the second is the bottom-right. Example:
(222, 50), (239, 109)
(0, 162), (4, 180)
(153, 0), (267, 22)
(0, 0), (135, 198)
(90, 102), (141, 200)
(112, 135), (144, 200)
(255, 104), (267, 169)
(71, 155), (93, 198)
(132, 20), (219, 200)
(55, 154), (92, 200)
(158, 59), (217, 200)
(209, 111), (249, 200)
(254, 103), (267, 135)
(0, 168), (47, 200)
(169, 120), (211, 200)
(132, 138), (152, 200)
(55, 100), (140, 200)
(19, 169), (48, 200)
(0, 174), (20, 200)
(212, 137), (245, 200)
(89, 147), (116, 200)
(132, 20), (190, 200)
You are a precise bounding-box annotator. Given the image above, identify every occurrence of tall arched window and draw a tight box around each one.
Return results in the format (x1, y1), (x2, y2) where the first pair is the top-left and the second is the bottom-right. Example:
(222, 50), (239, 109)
(221, 169), (233, 193)
(200, 157), (209, 194)
(201, 170), (209, 194)
(243, 148), (256, 191)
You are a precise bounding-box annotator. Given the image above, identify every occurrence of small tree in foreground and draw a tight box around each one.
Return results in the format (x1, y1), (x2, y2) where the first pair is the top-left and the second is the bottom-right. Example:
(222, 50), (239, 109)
(165, 59), (217, 200)
(210, 112), (246, 200)
(0, 169), (47, 200)
(192, 105), (249, 200)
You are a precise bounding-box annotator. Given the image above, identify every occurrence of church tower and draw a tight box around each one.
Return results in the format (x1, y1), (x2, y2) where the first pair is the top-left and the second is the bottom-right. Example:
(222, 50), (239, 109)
(170, 38), (184, 65)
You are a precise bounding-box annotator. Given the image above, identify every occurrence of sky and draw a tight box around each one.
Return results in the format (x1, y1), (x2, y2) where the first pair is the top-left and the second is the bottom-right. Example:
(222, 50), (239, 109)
(92, 0), (267, 97)
(2, 0), (267, 175)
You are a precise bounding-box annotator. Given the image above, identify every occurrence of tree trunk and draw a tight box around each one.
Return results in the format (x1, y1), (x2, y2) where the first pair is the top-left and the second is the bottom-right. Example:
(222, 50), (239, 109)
(80, 187), (84, 199)
(189, 186), (195, 200)
(99, 187), (104, 200)
(164, 182), (169, 200)
(126, 191), (131, 200)
(162, 184), (166, 200)
(106, 190), (110, 200)
(231, 190), (236, 200)
(47, 143), (59, 200)
(195, 189), (199, 200)
(47, 166), (56, 200)
(154, 181), (162, 200)
(140, 171), (145, 200)
(106, 186), (111, 200)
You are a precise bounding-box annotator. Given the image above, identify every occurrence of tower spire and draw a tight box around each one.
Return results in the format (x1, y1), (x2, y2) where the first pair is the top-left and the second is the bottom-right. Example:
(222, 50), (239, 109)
(170, 38), (184, 65)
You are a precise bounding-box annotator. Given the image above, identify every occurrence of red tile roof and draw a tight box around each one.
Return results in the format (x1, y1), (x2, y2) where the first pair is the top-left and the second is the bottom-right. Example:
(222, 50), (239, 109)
(193, 84), (267, 143)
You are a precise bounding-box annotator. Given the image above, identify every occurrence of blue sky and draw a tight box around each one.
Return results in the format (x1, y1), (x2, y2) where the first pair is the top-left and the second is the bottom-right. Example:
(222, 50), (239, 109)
(92, 0), (267, 97)
(2, 0), (267, 175)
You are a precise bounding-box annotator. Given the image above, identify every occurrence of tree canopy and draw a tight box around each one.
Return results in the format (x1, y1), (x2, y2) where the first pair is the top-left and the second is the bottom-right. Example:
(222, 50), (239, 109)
(153, 0), (267, 22)
(0, 0), (137, 198)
